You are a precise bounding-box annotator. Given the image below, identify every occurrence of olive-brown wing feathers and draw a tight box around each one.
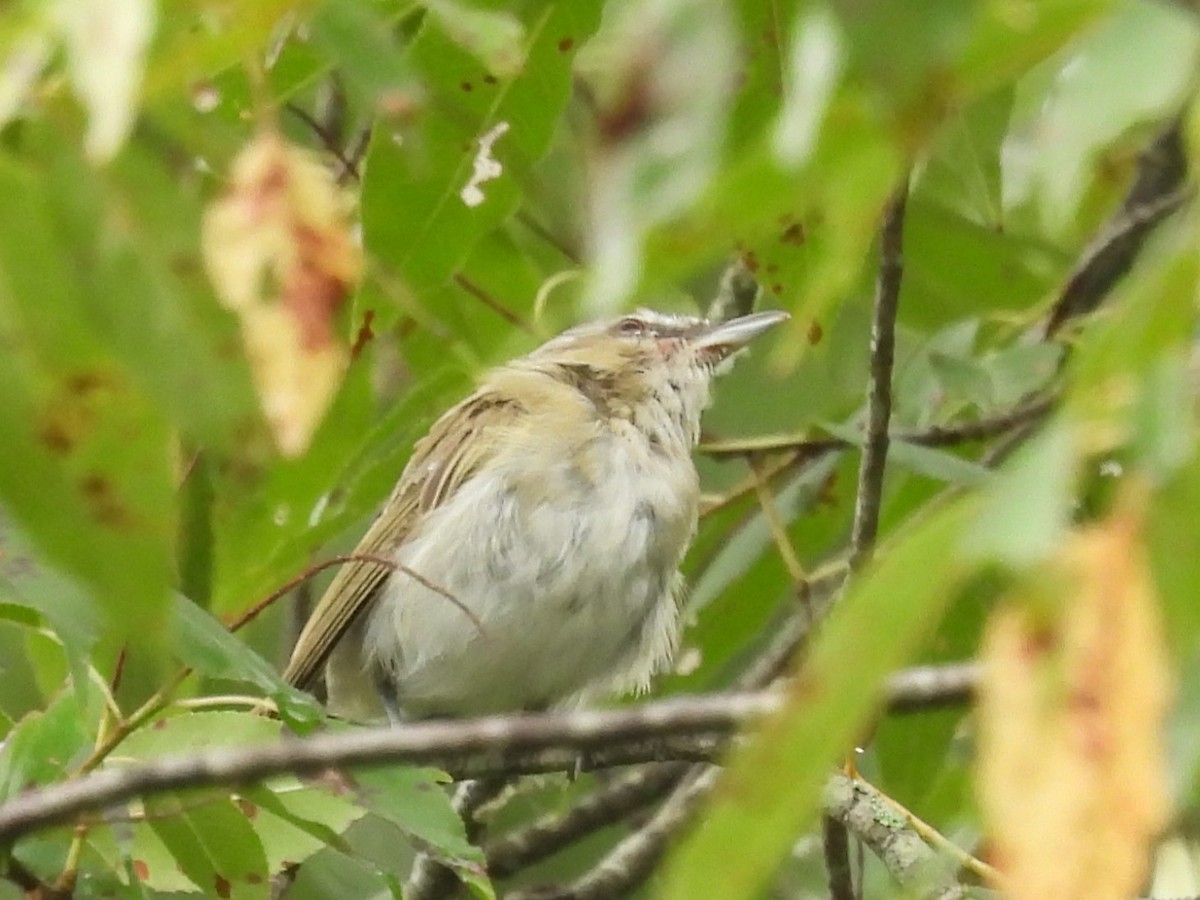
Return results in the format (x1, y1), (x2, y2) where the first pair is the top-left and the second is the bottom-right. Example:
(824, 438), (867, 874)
(281, 391), (523, 691)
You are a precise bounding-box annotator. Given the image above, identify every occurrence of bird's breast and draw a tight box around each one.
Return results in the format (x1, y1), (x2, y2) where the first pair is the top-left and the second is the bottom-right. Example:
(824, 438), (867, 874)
(361, 416), (699, 717)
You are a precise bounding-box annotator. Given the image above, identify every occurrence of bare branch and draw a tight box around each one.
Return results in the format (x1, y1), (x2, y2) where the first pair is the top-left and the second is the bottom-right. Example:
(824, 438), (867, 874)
(850, 181), (909, 570)
(824, 774), (968, 900)
(485, 763), (690, 879)
(0, 694), (775, 843)
(507, 766), (723, 900)
(481, 662), (978, 887)
(1044, 117), (1190, 338)
(0, 665), (980, 848)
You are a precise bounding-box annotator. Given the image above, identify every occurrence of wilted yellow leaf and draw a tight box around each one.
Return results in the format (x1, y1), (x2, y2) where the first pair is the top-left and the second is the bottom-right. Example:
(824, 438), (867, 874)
(202, 133), (361, 456)
(63, 0), (156, 162)
(977, 495), (1172, 900)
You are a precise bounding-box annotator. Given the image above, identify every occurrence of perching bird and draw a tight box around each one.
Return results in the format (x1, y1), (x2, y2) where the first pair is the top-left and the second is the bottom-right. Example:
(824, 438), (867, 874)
(283, 307), (788, 721)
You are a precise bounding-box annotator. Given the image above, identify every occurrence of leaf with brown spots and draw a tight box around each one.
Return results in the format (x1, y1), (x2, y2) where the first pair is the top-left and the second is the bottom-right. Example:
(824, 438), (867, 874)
(146, 794), (270, 899)
(202, 133), (361, 457)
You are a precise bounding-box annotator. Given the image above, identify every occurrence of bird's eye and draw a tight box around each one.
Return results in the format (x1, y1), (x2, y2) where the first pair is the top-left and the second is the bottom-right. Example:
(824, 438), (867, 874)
(616, 317), (646, 335)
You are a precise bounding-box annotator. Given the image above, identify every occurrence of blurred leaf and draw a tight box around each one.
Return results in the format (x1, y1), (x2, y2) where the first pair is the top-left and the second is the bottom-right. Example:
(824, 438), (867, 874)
(239, 783), (362, 867)
(918, 86), (1013, 224)
(308, 0), (420, 103)
(179, 454), (216, 611)
(63, 0), (156, 161)
(0, 8), (55, 129)
(581, 0), (738, 312)
(0, 155), (175, 656)
(822, 420), (992, 486)
(424, 0), (527, 78)
(965, 418), (1077, 567)
(0, 506), (100, 698)
(977, 497), (1170, 899)
(1007, 1), (1198, 237)
(202, 131), (361, 457)
(899, 195), (1063, 329)
(118, 710), (281, 759)
(660, 497), (977, 900)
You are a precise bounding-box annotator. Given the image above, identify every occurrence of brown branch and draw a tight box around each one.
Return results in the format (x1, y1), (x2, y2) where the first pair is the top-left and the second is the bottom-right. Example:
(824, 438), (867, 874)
(284, 102), (362, 183)
(850, 181), (909, 570)
(824, 177), (910, 900)
(0, 694), (777, 843)
(699, 391), (1058, 459)
(0, 666), (981, 849)
(508, 766), (723, 900)
(1044, 117), (1190, 338)
(480, 662), (978, 884)
(485, 763), (690, 879)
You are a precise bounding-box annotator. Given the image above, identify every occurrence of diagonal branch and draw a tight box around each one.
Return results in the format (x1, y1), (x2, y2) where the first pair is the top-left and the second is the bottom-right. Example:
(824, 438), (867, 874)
(1043, 116), (1190, 338)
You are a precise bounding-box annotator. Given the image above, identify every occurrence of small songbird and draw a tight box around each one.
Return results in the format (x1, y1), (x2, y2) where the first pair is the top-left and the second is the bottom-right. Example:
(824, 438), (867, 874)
(283, 307), (788, 721)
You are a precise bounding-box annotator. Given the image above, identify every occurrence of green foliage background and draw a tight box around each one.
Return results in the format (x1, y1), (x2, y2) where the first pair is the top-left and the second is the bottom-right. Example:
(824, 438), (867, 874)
(0, 0), (1198, 897)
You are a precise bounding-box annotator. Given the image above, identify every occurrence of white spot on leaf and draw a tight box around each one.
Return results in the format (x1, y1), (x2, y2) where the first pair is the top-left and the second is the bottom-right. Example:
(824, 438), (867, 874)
(460, 120), (510, 208)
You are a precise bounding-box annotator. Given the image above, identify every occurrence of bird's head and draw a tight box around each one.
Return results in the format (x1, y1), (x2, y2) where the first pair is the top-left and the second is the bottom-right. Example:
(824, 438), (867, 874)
(521, 308), (789, 447)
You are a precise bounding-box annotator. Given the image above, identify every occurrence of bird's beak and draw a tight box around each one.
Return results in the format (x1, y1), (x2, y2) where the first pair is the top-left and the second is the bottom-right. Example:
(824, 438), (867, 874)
(690, 310), (790, 358)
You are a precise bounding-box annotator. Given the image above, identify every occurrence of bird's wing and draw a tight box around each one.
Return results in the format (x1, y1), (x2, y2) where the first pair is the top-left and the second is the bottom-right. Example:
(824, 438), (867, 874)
(282, 391), (524, 691)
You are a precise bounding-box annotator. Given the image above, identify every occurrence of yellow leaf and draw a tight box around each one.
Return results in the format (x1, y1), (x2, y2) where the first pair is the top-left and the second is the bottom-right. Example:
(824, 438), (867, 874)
(977, 492), (1172, 900)
(202, 133), (361, 456)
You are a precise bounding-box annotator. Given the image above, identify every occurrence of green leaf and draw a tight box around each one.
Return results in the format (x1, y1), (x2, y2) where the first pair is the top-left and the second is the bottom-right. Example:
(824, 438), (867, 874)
(308, 0), (420, 103)
(171, 597), (323, 728)
(0, 507), (100, 699)
(118, 710), (282, 760)
(361, 0), (603, 302)
(964, 418), (1077, 567)
(146, 794), (270, 900)
(0, 152), (176, 655)
(424, 1), (527, 77)
(820, 421), (992, 486)
(0, 680), (99, 802)
(238, 783), (362, 867)
(351, 767), (481, 864)
(659, 497), (977, 900)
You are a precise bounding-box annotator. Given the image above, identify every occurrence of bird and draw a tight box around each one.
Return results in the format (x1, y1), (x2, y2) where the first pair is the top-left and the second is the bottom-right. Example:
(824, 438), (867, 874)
(283, 307), (789, 722)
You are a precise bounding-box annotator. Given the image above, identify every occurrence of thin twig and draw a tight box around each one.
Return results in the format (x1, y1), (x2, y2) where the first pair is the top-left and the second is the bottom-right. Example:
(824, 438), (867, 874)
(227, 552), (483, 637)
(284, 102), (361, 182)
(453, 272), (536, 335)
(748, 456), (807, 583)
(860, 776), (1001, 887)
(849, 182), (908, 570)
(823, 816), (856, 900)
(698, 392), (1059, 458)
